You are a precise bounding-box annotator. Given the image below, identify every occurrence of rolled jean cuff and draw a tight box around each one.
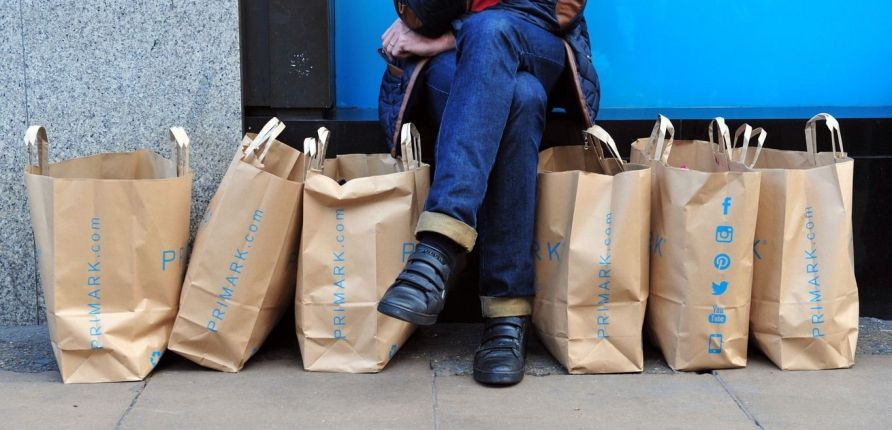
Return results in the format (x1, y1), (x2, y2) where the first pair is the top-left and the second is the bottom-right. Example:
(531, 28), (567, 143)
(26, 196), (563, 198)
(480, 296), (532, 318)
(415, 211), (477, 252)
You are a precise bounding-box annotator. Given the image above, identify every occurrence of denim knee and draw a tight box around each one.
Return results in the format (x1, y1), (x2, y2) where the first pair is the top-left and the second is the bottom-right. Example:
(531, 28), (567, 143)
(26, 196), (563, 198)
(511, 73), (547, 117)
(509, 73), (547, 153)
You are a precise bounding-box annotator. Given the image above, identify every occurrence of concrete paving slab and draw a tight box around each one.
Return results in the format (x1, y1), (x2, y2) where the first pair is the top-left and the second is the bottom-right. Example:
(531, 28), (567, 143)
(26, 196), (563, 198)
(119, 354), (435, 429)
(3, 320), (891, 430)
(435, 373), (756, 430)
(0, 370), (142, 429)
(717, 354), (892, 429)
(402, 323), (673, 376)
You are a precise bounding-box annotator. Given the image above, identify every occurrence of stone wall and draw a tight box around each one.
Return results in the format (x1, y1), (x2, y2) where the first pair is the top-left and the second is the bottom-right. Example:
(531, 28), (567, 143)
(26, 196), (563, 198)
(0, 0), (242, 325)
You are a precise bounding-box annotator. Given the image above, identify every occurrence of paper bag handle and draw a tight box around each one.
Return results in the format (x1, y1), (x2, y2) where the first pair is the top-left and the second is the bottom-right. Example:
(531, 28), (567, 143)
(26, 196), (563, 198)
(583, 125), (625, 173)
(244, 117), (286, 163)
(246, 117), (286, 162)
(303, 137), (316, 159)
(244, 117), (279, 155)
(307, 127), (331, 173)
(708, 117), (732, 151)
(399, 123), (423, 171)
(732, 124), (766, 169)
(708, 117), (732, 154)
(805, 113), (845, 166)
(708, 117), (732, 170)
(24, 125), (49, 175)
(169, 127), (191, 177)
(646, 114), (675, 163)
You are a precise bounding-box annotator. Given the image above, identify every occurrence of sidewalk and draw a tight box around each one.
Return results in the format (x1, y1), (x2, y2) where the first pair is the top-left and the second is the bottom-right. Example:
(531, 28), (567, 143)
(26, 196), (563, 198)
(1, 318), (890, 429)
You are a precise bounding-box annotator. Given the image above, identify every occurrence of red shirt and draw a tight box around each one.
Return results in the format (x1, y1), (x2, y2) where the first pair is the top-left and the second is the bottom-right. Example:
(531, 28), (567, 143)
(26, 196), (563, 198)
(471, 0), (500, 12)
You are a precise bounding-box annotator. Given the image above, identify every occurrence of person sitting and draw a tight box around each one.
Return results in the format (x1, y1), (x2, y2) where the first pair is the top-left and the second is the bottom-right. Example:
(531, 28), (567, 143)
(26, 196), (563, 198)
(377, 0), (600, 386)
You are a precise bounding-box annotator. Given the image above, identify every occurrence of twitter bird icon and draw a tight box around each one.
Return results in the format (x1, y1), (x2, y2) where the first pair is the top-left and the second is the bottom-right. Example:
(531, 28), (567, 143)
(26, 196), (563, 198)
(711, 280), (729, 296)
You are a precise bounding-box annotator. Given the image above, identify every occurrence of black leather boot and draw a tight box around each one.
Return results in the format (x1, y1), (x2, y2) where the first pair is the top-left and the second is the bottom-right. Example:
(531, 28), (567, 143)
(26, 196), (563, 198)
(377, 241), (456, 325)
(473, 316), (529, 386)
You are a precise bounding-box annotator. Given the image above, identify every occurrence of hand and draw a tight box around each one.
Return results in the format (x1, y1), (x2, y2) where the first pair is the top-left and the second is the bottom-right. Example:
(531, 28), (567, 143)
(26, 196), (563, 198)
(381, 19), (455, 59)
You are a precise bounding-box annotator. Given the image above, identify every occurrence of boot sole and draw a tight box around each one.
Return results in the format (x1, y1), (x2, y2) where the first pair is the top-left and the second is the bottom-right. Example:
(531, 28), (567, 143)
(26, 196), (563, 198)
(377, 301), (438, 326)
(473, 369), (524, 386)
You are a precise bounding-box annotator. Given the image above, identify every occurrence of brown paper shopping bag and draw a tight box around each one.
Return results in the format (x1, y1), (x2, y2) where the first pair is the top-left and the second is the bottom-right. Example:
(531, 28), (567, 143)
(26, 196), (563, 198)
(169, 118), (307, 372)
(737, 114), (858, 370)
(295, 124), (430, 373)
(24, 125), (192, 383)
(631, 116), (761, 371)
(533, 125), (651, 374)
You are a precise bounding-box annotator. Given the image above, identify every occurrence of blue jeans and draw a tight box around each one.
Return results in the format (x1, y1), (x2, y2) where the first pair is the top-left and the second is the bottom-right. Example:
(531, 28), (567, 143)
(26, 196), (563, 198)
(415, 9), (566, 307)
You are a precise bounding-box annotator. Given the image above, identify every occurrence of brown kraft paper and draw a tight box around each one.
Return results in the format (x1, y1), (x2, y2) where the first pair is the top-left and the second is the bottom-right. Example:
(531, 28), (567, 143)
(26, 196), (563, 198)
(24, 125), (192, 383)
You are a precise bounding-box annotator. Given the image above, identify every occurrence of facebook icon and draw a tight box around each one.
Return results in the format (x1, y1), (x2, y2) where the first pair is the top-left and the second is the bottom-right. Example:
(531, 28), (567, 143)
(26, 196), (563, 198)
(722, 197), (732, 216)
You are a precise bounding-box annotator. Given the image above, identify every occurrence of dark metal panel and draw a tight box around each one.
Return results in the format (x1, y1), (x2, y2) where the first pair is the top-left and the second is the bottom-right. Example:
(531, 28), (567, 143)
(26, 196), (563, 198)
(851, 155), (892, 319)
(240, 0), (271, 107)
(267, 0), (334, 109)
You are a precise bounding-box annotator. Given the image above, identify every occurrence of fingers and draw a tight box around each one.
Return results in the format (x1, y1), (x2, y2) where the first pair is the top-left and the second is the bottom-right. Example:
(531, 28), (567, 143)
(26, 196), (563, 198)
(386, 33), (405, 57)
(395, 32), (421, 58)
(388, 36), (403, 58)
(392, 43), (409, 59)
(382, 28), (395, 50)
(385, 35), (401, 57)
(384, 20), (445, 59)
(392, 34), (420, 58)
(382, 31), (394, 52)
(381, 19), (399, 50)
(394, 31), (427, 58)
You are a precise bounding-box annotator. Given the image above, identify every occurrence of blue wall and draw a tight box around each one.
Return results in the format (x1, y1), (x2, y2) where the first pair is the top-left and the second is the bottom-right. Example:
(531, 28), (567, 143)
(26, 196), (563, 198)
(335, 0), (892, 118)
